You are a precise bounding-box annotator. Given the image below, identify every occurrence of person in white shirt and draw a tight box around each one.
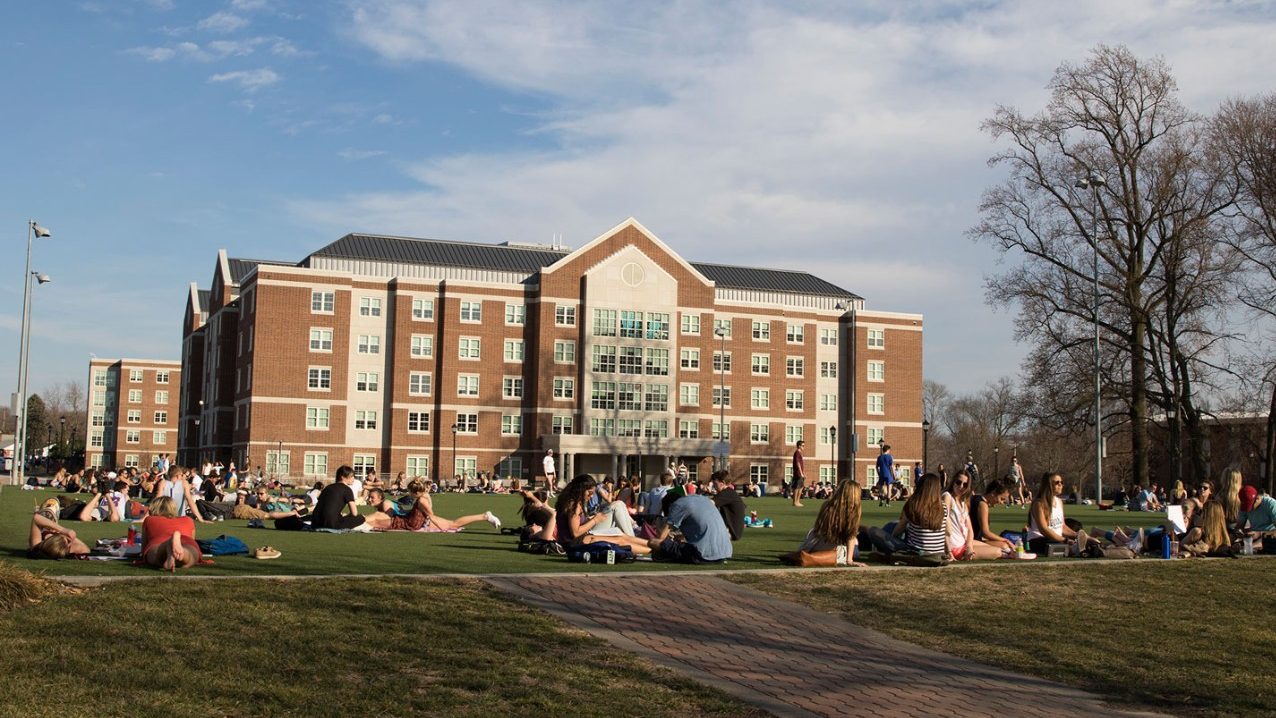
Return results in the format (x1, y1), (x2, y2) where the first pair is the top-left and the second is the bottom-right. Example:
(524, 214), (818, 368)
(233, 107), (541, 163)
(543, 450), (557, 488)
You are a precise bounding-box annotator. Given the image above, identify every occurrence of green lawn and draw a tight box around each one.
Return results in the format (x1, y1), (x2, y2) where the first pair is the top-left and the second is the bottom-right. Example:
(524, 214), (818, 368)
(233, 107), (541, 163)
(0, 571), (760, 718)
(0, 487), (1168, 576)
(733, 560), (1276, 717)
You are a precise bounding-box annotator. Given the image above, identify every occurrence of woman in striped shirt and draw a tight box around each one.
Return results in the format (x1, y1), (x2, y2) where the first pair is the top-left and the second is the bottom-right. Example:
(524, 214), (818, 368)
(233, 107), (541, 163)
(891, 474), (950, 558)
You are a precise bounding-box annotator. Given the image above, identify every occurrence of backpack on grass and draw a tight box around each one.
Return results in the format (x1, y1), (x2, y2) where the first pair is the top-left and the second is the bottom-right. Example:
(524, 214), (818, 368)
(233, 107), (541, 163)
(197, 534), (250, 556)
(566, 541), (635, 564)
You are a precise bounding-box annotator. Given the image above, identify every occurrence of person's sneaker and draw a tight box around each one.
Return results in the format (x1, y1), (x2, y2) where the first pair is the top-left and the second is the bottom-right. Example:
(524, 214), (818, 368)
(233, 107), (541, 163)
(484, 511), (502, 529)
(1015, 551), (1037, 560)
(247, 519), (264, 529)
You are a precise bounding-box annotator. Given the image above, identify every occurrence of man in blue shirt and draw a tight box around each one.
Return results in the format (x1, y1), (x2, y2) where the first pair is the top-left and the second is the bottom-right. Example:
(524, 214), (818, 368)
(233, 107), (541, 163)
(649, 494), (732, 563)
(876, 444), (895, 506)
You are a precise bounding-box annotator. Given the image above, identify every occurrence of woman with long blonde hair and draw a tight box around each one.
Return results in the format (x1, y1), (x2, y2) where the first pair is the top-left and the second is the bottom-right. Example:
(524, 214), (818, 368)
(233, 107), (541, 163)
(1219, 470), (1243, 525)
(782, 479), (866, 567)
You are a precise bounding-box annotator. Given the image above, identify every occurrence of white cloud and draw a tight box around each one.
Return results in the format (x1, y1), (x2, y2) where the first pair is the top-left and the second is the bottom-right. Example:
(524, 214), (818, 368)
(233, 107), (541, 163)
(127, 45), (177, 62)
(198, 11), (249, 33)
(208, 67), (280, 92)
(231, 0), (269, 10)
(338, 149), (388, 160)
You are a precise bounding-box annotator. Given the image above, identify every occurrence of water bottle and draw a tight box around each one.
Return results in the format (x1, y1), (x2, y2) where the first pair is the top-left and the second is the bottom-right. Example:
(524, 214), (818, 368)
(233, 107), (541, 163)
(606, 549), (616, 565)
(1244, 536), (1254, 556)
(1014, 535), (1024, 558)
(127, 525), (137, 546)
(1162, 533), (1172, 559)
(582, 551), (591, 563)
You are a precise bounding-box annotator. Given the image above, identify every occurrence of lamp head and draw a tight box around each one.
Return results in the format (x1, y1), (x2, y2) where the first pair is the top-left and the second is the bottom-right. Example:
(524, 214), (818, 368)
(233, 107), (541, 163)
(33, 273), (52, 284)
(31, 222), (51, 238)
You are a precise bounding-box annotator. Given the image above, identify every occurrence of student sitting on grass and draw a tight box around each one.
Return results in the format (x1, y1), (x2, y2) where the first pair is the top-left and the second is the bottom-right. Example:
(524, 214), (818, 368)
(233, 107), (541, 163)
(1182, 500), (1235, 556)
(363, 478), (502, 532)
(155, 466), (207, 523)
(29, 501), (90, 559)
(648, 493), (731, 564)
(1239, 485), (1276, 534)
(312, 466), (370, 531)
(554, 475), (651, 554)
(892, 474), (951, 559)
(518, 488), (557, 542)
(1219, 469), (1243, 526)
(232, 488), (302, 522)
(943, 472), (1006, 560)
(970, 479), (1013, 552)
(141, 496), (201, 571)
(1027, 472), (1081, 553)
(780, 479), (866, 567)
(73, 479), (129, 523)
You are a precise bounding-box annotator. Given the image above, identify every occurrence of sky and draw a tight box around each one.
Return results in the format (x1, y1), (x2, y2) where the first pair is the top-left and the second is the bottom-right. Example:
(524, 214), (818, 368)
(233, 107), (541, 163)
(3, 0), (1276, 405)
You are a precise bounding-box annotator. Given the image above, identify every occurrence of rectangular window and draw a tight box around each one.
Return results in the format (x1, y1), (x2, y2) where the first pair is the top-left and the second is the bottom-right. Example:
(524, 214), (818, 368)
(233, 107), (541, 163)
(354, 410), (378, 430)
(680, 348), (700, 370)
(554, 340), (576, 364)
(408, 372), (432, 396)
(592, 345), (617, 373)
(126, 389), (141, 403)
(679, 383), (699, 406)
(820, 394), (837, 411)
(752, 320), (771, 341)
(867, 427), (885, 446)
(304, 452), (329, 476)
(593, 308), (617, 336)
(712, 422), (731, 440)
(712, 351), (732, 373)
(643, 419), (669, 438)
(751, 353), (770, 375)
(357, 335), (381, 354)
(820, 328), (838, 346)
(786, 424), (804, 444)
(502, 377), (524, 399)
(311, 290), (334, 313)
(646, 312), (669, 340)
(786, 357), (804, 378)
(94, 370), (107, 387)
(678, 419), (699, 439)
(308, 367), (332, 390)
(504, 339), (525, 362)
(751, 464), (769, 483)
(786, 390), (804, 411)
(496, 456), (522, 478)
(130, 369), (143, 383)
(407, 411), (431, 433)
(712, 387), (731, 408)
(355, 372), (380, 392)
(751, 388), (770, 410)
(309, 328), (333, 352)
(501, 414), (522, 435)
(619, 347), (643, 375)
(455, 413), (478, 433)
(156, 390), (169, 404)
(93, 392), (105, 407)
(454, 457), (477, 478)
(617, 382), (642, 411)
(458, 337), (481, 360)
(867, 393), (885, 414)
(819, 465), (836, 482)
(127, 410), (141, 423)
(412, 298), (434, 320)
(553, 378), (574, 400)
(353, 454), (376, 477)
(819, 426), (834, 445)
(156, 371), (170, 384)
(555, 305), (576, 326)
(91, 413), (106, 427)
(359, 297), (382, 317)
(644, 384), (669, 412)
(504, 303), (526, 325)
(410, 335), (433, 358)
(457, 374), (479, 397)
(124, 454), (140, 468)
(306, 407), (330, 429)
(867, 360), (885, 382)
(552, 416), (573, 434)
(867, 328), (885, 348)
(591, 381), (617, 410)
(90, 432), (104, 448)
(619, 310), (644, 338)
(617, 419), (641, 437)
(645, 348), (670, 376)
(713, 318), (732, 338)
(589, 418), (614, 437)
(750, 423), (769, 443)
(126, 430), (141, 444)
(459, 301), (482, 322)
(786, 323), (804, 343)
(820, 361), (837, 378)
(406, 455), (429, 477)
(680, 313), (701, 335)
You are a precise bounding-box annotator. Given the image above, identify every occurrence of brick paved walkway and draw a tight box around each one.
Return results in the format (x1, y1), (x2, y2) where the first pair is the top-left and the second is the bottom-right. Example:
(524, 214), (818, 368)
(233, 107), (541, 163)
(486, 574), (1163, 718)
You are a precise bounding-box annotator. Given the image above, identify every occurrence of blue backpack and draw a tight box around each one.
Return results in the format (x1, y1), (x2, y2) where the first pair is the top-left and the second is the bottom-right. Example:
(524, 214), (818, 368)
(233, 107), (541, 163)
(197, 534), (250, 556)
(566, 541), (635, 564)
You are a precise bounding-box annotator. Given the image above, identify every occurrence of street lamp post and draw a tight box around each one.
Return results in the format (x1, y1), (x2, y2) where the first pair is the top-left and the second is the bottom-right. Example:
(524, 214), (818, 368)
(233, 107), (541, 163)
(994, 446), (1000, 481)
(830, 425), (837, 481)
(714, 326), (728, 472)
(451, 422), (459, 486)
(12, 218), (53, 487)
(922, 419), (930, 472)
(1076, 174), (1106, 503)
(1167, 406), (1180, 486)
(59, 416), (66, 448)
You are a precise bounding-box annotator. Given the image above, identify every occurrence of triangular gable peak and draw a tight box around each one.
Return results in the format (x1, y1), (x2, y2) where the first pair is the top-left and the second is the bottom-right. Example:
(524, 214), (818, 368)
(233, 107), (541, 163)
(184, 283), (206, 336)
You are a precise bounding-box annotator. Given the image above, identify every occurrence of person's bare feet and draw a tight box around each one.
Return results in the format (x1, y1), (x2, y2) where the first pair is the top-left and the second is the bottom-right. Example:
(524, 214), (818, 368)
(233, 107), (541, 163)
(169, 533), (185, 571)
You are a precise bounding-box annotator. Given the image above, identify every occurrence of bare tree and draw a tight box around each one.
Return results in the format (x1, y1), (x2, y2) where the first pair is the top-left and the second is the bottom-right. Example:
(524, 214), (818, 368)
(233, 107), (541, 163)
(923, 380), (951, 431)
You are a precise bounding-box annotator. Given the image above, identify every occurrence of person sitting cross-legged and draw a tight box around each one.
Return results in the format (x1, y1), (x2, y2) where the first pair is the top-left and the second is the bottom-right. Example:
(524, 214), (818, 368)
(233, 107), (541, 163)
(553, 475), (651, 554)
(647, 492), (733, 564)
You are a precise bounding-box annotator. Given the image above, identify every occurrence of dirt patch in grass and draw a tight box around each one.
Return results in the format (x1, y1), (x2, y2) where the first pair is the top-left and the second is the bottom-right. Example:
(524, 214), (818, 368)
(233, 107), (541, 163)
(733, 560), (1276, 717)
(0, 562), (76, 613)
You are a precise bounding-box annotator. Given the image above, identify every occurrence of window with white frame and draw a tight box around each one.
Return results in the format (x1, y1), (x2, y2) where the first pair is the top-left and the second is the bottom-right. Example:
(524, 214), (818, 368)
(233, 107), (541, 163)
(308, 367), (332, 390)
(410, 335), (433, 358)
(619, 310), (644, 338)
(459, 301), (482, 322)
(91, 413), (105, 427)
(867, 328), (885, 348)
(555, 305), (576, 326)
(591, 381), (617, 410)
(126, 430), (141, 444)
(304, 452), (328, 476)
(820, 328), (838, 346)
(681, 313), (700, 335)
(156, 371), (170, 384)
(353, 454), (376, 476)
(617, 382), (641, 411)
(130, 369), (143, 382)
(457, 374), (479, 397)
(311, 290), (335, 313)
(712, 386), (732, 408)
(505, 303), (526, 325)
(786, 357), (804, 378)
(750, 423), (769, 443)
(589, 418), (614, 436)
(820, 393), (837, 411)
(679, 383), (699, 406)
(867, 393), (885, 414)
(712, 422), (731, 440)
(713, 318), (732, 337)
(750, 464), (769, 483)
(712, 351), (732, 373)
(645, 348), (669, 376)
(554, 340), (575, 363)
(408, 372), (432, 396)
(593, 308), (617, 336)
(306, 407), (330, 429)
(93, 392), (105, 407)
(644, 384), (668, 411)
(156, 390), (169, 404)
(407, 411), (430, 433)
(497, 456), (522, 478)
(643, 419), (668, 438)
(93, 370), (107, 387)
(412, 298), (434, 320)
(867, 360), (885, 382)
(679, 419), (700, 438)
(751, 353), (770, 375)
(359, 297), (382, 317)
(355, 410), (377, 430)
(592, 345), (617, 372)
(786, 390), (804, 411)
(502, 377), (523, 399)
(309, 328), (333, 352)
(552, 416), (573, 434)
(128, 389), (142, 403)
(819, 465), (835, 482)
(553, 378), (574, 400)
(501, 414), (522, 435)
(504, 339), (525, 362)
(646, 312), (669, 340)
(751, 388), (770, 410)
(786, 323), (804, 343)
(127, 410), (141, 423)
(867, 426), (885, 446)
(355, 372), (379, 392)
(458, 337), (481, 360)
(819, 426), (834, 445)
(90, 432), (104, 448)
(752, 320), (771, 341)
(820, 361), (837, 378)
(357, 335), (381, 354)
(786, 424), (804, 444)
(619, 347), (643, 375)
(405, 455), (429, 477)
(680, 348), (700, 370)
(124, 454), (140, 468)
(454, 456), (477, 478)
(455, 413), (478, 433)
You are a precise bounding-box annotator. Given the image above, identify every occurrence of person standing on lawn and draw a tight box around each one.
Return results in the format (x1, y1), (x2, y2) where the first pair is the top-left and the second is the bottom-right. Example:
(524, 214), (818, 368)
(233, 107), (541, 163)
(791, 440), (807, 507)
(875, 444), (895, 506)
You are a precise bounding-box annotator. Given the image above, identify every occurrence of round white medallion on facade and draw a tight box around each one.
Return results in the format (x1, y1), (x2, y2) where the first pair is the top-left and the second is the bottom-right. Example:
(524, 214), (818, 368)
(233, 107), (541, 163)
(621, 262), (646, 287)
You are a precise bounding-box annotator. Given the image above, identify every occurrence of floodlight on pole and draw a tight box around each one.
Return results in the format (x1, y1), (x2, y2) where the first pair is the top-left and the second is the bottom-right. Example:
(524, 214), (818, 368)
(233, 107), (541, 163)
(13, 220), (52, 487)
(1075, 174), (1106, 502)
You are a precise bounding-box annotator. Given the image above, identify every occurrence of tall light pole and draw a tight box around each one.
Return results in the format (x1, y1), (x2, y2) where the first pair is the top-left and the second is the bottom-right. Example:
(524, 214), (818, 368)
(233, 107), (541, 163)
(451, 422), (459, 485)
(922, 419), (930, 472)
(829, 425), (837, 481)
(13, 220), (52, 486)
(1076, 173), (1106, 502)
(714, 325), (728, 472)
(836, 301), (856, 483)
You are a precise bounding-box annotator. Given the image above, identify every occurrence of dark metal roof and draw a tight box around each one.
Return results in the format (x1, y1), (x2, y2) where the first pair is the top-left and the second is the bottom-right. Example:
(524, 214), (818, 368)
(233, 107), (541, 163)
(196, 290), (210, 313)
(228, 257), (295, 285)
(308, 233), (857, 298)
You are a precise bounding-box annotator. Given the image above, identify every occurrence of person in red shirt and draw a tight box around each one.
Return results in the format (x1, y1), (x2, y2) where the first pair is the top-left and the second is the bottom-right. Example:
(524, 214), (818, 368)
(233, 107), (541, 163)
(141, 495), (201, 571)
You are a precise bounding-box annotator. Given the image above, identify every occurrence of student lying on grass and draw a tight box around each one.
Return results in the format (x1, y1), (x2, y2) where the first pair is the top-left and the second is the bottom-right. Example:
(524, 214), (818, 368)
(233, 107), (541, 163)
(780, 478), (867, 567)
(362, 478), (502, 532)
(141, 496), (201, 571)
(29, 501), (90, 559)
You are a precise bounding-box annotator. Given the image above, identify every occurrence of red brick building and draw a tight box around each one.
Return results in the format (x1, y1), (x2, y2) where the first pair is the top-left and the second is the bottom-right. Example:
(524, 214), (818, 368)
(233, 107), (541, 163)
(179, 218), (923, 487)
(85, 358), (181, 470)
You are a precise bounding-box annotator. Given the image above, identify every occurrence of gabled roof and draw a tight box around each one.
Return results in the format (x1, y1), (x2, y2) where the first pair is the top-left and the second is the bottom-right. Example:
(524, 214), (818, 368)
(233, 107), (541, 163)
(197, 289), (210, 313)
(307, 232), (858, 299)
(228, 257), (295, 285)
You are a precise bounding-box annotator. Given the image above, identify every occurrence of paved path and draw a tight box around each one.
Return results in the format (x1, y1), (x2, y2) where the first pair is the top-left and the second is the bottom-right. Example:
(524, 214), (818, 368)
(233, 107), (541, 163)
(486, 574), (1163, 718)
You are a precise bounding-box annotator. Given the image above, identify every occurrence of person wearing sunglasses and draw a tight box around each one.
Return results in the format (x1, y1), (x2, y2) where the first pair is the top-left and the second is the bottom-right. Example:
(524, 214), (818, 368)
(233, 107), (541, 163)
(942, 471), (1006, 560)
(1027, 472), (1081, 554)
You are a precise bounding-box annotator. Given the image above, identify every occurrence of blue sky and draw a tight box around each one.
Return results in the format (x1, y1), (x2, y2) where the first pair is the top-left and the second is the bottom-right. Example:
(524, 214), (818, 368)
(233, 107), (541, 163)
(3, 0), (1275, 404)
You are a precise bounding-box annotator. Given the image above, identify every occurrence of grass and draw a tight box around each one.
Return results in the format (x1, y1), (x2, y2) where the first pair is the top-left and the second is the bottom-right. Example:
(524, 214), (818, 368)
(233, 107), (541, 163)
(0, 560), (69, 612)
(0, 571), (762, 718)
(0, 487), (1169, 577)
(732, 560), (1276, 717)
